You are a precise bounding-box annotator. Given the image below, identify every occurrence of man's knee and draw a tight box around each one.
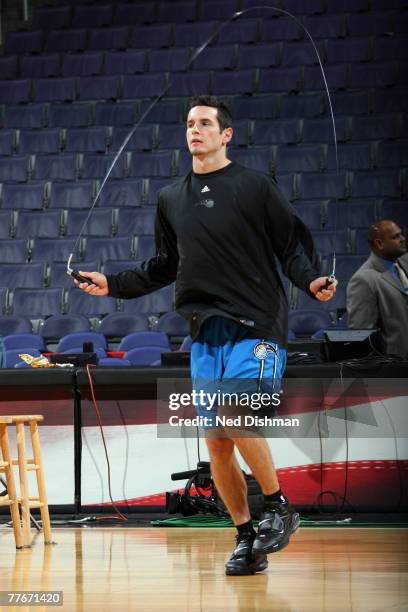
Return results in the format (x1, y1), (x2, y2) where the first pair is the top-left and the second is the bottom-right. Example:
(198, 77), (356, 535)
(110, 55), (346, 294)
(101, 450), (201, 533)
(206, 435), (234, 458)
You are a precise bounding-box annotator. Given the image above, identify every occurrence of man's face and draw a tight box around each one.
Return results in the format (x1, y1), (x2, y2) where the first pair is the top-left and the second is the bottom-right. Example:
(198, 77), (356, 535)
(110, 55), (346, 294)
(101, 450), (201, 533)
(186, 106), (231, 156)
(376, 222), (406, 260)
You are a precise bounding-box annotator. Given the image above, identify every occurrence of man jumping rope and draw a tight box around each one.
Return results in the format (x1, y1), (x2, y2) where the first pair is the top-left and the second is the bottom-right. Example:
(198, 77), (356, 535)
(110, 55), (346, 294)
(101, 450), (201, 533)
(76, 95), (337, 576)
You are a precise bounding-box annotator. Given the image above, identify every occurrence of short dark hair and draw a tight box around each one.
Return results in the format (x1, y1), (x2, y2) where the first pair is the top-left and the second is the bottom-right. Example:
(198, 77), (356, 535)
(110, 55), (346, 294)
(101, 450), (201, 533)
(367, 219), (393, 246)
(187, 95), (233, 131)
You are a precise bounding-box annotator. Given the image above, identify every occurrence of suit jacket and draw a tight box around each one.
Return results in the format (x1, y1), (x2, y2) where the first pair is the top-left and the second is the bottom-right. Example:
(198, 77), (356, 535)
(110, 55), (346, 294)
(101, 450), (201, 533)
(347, 252), (408, 359)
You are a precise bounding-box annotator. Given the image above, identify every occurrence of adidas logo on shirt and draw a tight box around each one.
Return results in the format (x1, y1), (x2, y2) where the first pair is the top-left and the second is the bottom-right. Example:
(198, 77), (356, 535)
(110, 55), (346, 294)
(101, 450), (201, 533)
(201, 185), (210, 193)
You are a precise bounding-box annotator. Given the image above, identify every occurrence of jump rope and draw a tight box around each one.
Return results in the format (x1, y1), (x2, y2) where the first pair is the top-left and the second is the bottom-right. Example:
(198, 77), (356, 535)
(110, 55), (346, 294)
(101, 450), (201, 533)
(70, 5), (344, 520)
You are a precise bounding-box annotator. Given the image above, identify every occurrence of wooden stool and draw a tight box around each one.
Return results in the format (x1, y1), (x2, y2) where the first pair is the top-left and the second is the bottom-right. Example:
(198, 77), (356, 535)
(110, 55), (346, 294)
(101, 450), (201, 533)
(8, 416), (53, 547)
(0, 416), (24, 548)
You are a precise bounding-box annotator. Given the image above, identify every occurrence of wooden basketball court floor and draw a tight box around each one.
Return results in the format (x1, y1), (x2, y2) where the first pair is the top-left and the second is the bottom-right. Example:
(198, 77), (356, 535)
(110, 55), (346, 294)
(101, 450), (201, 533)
(0, 527), (407, 611)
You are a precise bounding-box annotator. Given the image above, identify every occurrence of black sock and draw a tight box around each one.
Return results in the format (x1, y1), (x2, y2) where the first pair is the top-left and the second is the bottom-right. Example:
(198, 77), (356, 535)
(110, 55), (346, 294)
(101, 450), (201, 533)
(263, 489), (288, 506)
(236, 519), (255, 539)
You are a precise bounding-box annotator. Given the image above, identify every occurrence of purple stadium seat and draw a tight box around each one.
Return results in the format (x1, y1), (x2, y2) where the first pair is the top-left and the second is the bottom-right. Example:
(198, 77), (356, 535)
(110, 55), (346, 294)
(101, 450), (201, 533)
(145, 177), (172, 204)
(274, 144), (324, 173)
(168, 72), (210, 97)
(3, 333), (45, 351)
(352, 227), (371, 255)
(3, 104), (45, 129)
(326, 0), (369, 11)
(0, 316), (32, 335)
(94, 102), (137, 126)
(66, 209), (113, 237)
(193, 45), (235, 70)
(46, 28), (87, 53)
(288, 310), (333, 336)
(99, 313), (150, 337)
(174, 22), (216, 47)
(48, 180), (95, 209)
(128, 151), (175, 178)
(97, 179), (145, 208)
(66, 287), (117, 317)
(282, 41), (324, 66)
(122, 284), (174, 314)
(12, 287), (63, 317)
(259, 17), (302, 42)
(33, 5), (71, 30)
(65, 127), (108, 153)
(48, 103), (93, 128)
(7, 349), (42, 368)
(30, 237), (78, 263)
(123, 74), (165, 99)
(40, 314), (91, 339)
(56, 331), (107, 352)
(0, 79), (31, 104)
(14, 211), (61, 239)
(80, 153), (125, 179)
(374, 37), (408, 61)
(114, 3), (155, 26)
(377, 143), (408, 169)
(279, 93), (323, 118)
(130, 24), (172, 49)
(0, 238), (28, 263)
(156, 125), (186, 149)
(0, 288), (8, 314)
(325, 201), (378, 228)
(118, 331), (170, 351)
(0, 211), (12, 238)
(18, 128), (61, 154)
(200, 0), (238, 20)
(229, 147), (272, 173)
(136, 236), (155, 259)
(331, 91), (370, 116)
(1, 182), (46, 210)
(374, 89), (408, 114)
(218, 19), (258, 44)
(292, 201), (323, 229)
(149, 48), (191, 73)
(304, 65), (348, 92)
(157, 0), (197, 22)
(212, 70), (254, 95)
(140, 99), (185, 124)
(232, 95), (277, 120)
(350, 170), (401, 199)
(110, 125), (156, 151)
(311, 229), (350, 256)
(21, 54), (60, 78)
(351, 114), (401, 142)
(351, 63), (399, 89)
(327, 143), (373, 171)
(83, 236), (135, 261)
(78, 76), (119, 101)
(302, 117), (349, 144)
(103, 260), (140, 276)
(0, 263), (45, 289)
(5, 30), (44, 55)
(0, 55), (18, 79)
(237, 43), (280, 69)
(72, 4), (113, 28)
(324, 254), (366, 282)
(33, 77), (75, 103)
(347, 11), (393, 37)
(258, 67), (302, 93)
(297, 171), (348, 199)
(156, 312), (189, 337)
(124, 347), (165, 366)
(0, 155), (30, 181)
(381, 200), (408, 227)
(48, 261), (99, 289)
(0, 130), (15, 156)
(327, 38), (372, 64)
(62, 52), (104, 77)
(88, 26), (129, 51)
(105, 50), (146, 75)
(304, 14), (347, 39)
(116, 209), (155, 236)
(34, 154), (77, 181)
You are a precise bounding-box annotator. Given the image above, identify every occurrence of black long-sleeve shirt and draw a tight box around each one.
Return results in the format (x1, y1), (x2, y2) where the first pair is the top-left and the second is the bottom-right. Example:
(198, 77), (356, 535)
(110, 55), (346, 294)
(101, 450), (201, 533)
(107, 162), (320, 347)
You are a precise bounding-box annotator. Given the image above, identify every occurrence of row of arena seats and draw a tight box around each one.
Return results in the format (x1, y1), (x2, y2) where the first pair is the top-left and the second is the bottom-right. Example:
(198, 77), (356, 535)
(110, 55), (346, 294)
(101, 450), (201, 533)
(0, 170), (405, 204)
(0, 228), (403, 265)
(1, 200), (404, 238)
(27, 1), (408, 30)
(6, 10), (408, 56)
(0, 62), (406, 104)
(1, 89), (406, 128)
(2, 36), (407, 79)
(0, 115), (406, 151)
(0, 135), (407, 171)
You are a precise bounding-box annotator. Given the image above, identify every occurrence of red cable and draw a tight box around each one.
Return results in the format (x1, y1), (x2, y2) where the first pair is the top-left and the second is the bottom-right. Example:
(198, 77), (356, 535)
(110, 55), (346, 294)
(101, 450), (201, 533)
(86, 364), (128, 522)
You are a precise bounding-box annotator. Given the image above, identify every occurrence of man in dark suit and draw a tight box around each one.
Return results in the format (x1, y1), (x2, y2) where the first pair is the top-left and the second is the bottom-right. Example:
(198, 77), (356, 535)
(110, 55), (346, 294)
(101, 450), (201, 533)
(347, 219), (408, 359)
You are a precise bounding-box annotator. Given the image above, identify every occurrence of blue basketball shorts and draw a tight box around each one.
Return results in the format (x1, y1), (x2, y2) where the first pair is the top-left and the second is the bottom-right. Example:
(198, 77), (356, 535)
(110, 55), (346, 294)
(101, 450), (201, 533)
(190, 316), (287, 427)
